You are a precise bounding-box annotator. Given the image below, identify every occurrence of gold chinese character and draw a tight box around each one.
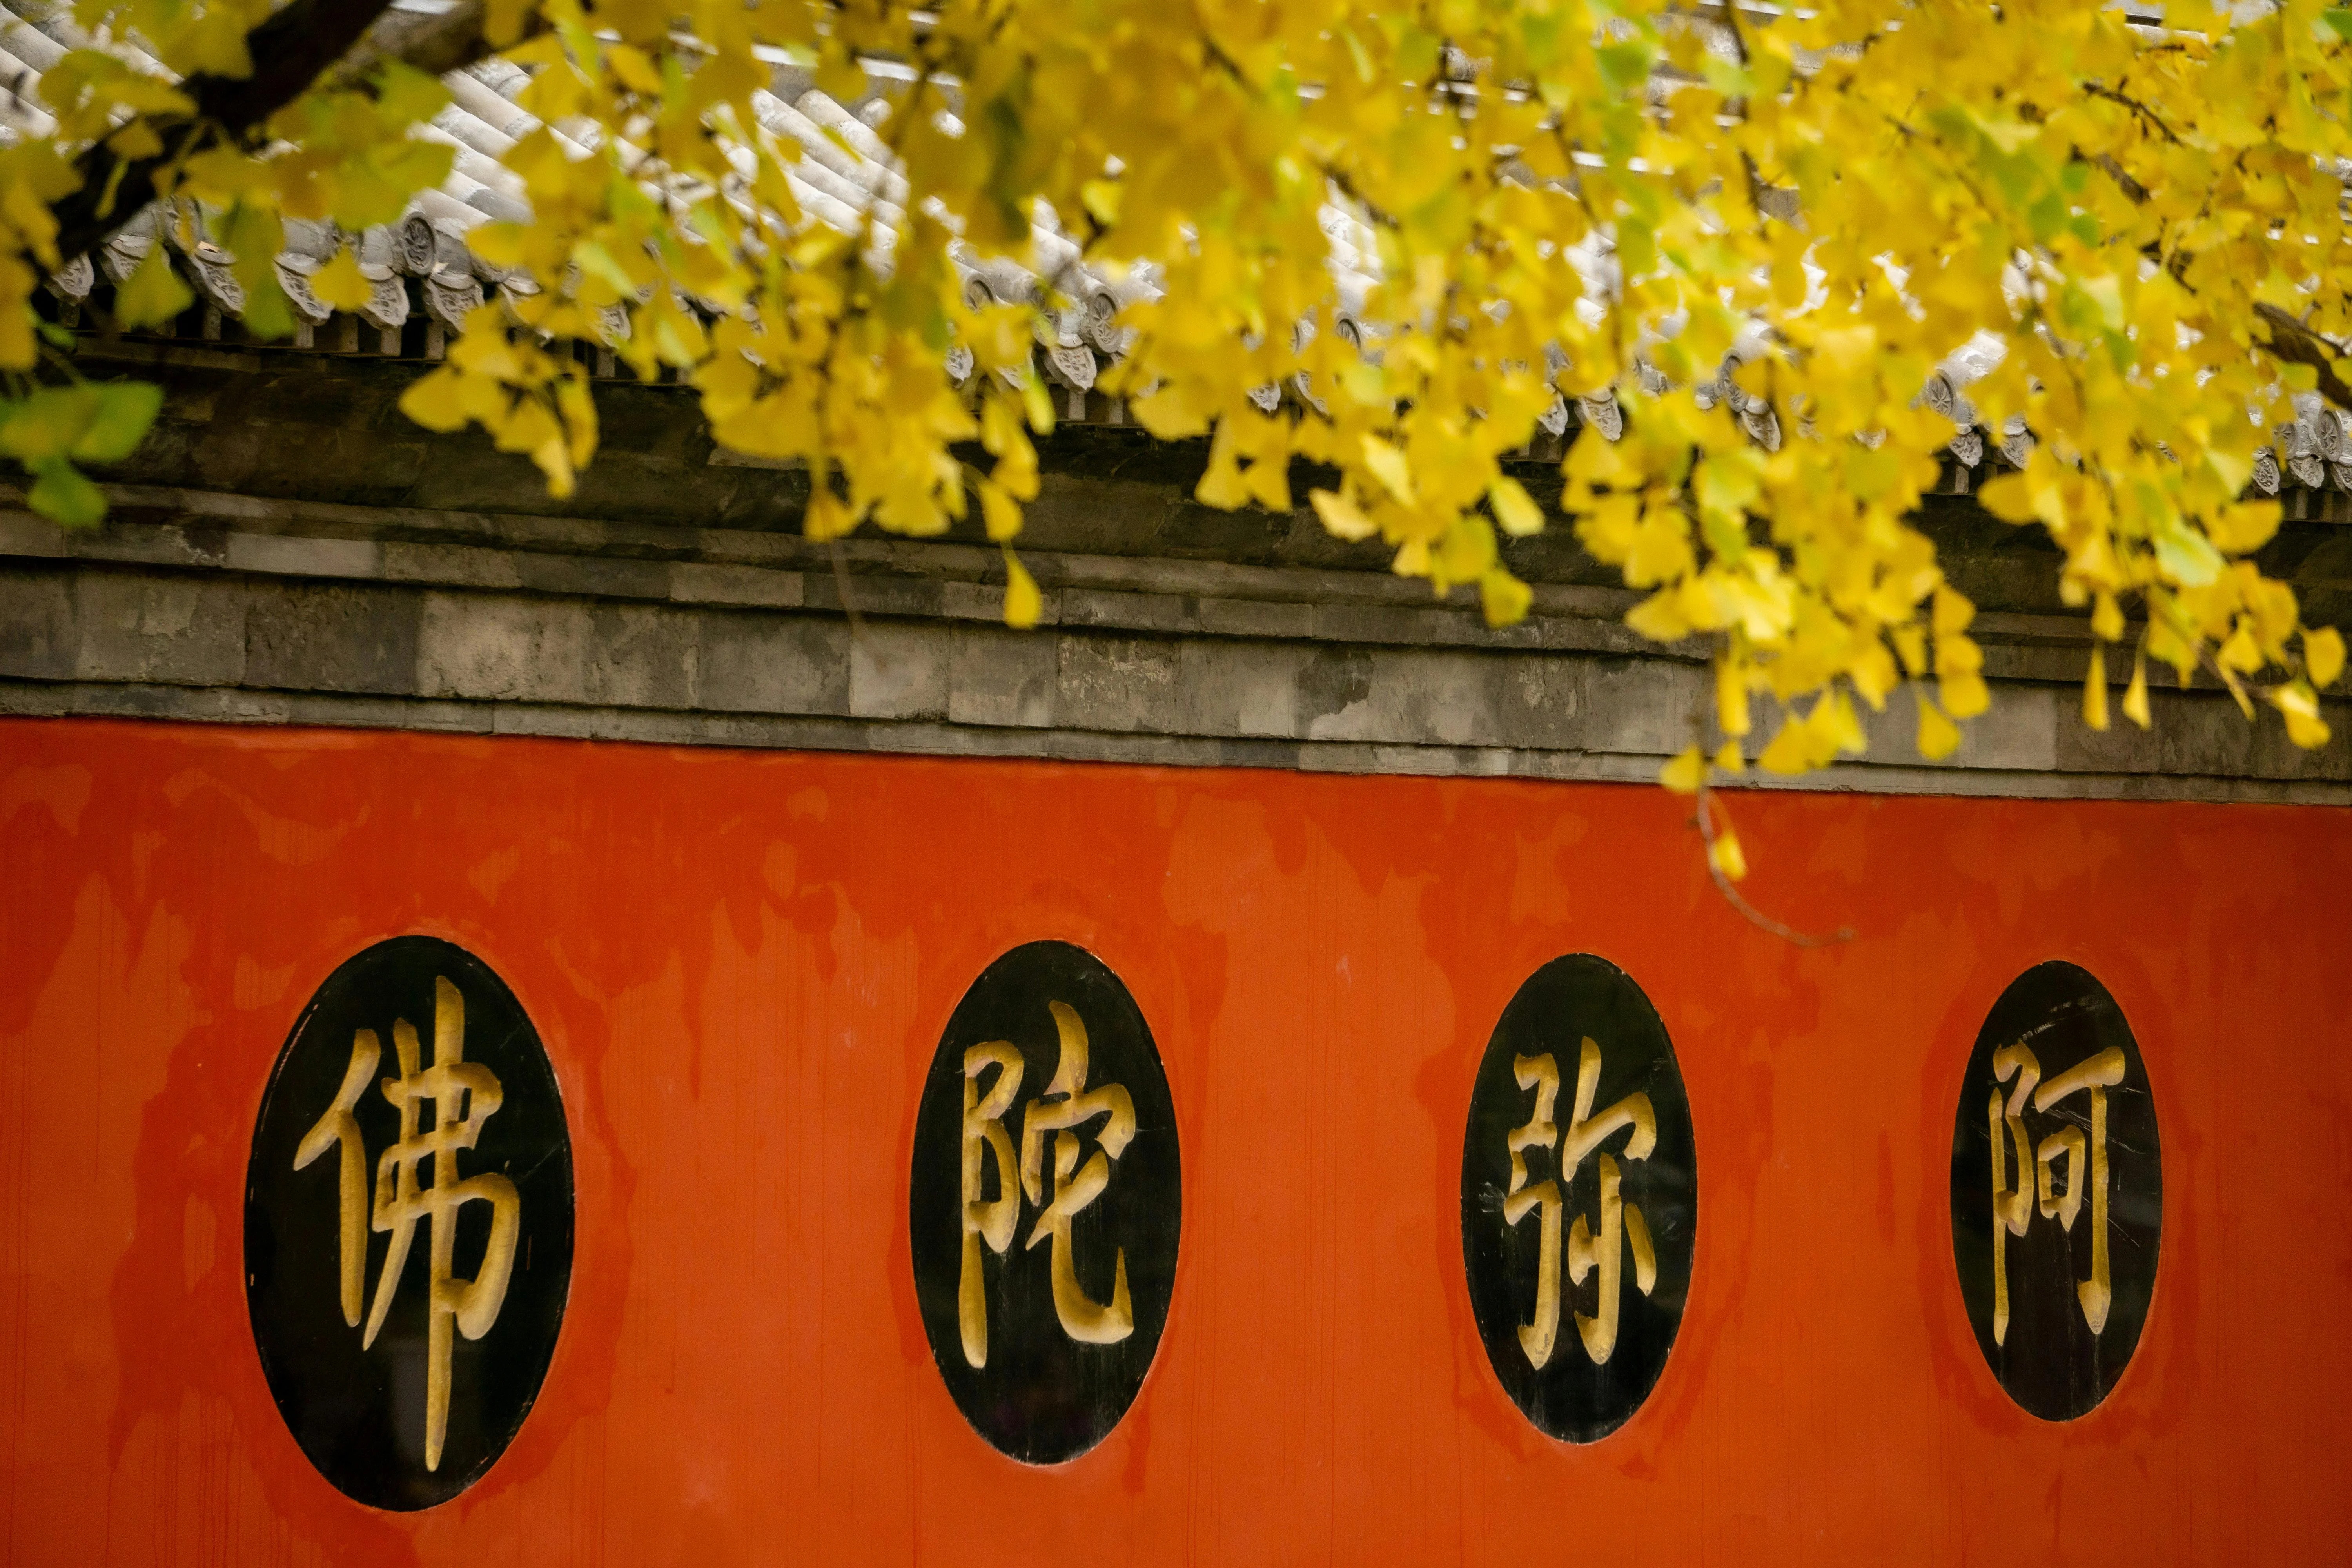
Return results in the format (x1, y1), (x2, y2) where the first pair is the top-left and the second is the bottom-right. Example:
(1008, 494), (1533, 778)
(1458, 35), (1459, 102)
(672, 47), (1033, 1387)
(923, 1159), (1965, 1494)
(1987, 1043), (2039, 1346)
(1991, 1041), (2127, 1343)
(1502, 1053), (1564, 1368)
(954, 1001), (1138, 1364)
(1021, 1002), (1136, 1345)
(958, 1041), (1024, 1368)
(295, 976), (521, 1472)
(1505, 1036), (1658, 1368)
(293, 1027), (381, 1328)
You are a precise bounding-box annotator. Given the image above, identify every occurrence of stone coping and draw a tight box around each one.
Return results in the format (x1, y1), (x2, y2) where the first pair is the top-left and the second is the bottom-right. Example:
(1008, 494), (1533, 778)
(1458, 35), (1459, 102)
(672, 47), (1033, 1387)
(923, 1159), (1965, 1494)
(4, 482), (2348, 802)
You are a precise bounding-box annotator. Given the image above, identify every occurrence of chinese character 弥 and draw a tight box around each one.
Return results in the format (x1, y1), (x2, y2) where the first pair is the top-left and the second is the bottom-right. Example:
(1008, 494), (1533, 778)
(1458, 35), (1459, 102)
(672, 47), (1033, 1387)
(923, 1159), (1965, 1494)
(958, 1000), (1136, 1367)
(1503, 1036), (1658, 1368)
(1988, 1040), (2126, 1345)
(293, 976), (521, 1472)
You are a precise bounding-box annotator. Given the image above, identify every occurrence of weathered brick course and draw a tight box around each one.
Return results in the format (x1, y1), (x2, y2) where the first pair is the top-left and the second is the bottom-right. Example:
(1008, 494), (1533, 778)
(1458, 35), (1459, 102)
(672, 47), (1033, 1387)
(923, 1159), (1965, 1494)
(0, 352), (2345, 804)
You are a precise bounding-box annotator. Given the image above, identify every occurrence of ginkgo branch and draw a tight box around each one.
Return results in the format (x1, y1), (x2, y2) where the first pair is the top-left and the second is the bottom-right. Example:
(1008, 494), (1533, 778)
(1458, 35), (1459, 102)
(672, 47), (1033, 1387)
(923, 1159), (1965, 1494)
(1692, 784), (1855, 948)
(322, 0), (523, 94)
(49, 0), (404, 264)
(2253, 303), (2352, 414)
(2081, 81), (2182, 145)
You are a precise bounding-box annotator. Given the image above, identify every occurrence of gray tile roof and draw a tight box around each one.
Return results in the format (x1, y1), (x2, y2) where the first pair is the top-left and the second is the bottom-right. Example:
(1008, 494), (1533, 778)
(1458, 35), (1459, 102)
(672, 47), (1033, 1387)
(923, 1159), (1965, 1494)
(6, 1), (2341, 499)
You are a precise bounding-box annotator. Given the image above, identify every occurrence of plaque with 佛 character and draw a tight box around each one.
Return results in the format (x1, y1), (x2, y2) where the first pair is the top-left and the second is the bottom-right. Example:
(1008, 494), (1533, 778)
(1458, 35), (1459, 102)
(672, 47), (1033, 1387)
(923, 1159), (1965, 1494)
(244, 936), (574, 1510)
(909, 941), (1182, 1465)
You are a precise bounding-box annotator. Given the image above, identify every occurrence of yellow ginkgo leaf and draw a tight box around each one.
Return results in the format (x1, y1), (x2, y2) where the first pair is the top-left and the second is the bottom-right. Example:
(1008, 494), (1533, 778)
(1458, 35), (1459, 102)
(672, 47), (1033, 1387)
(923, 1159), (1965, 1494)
(2273, 681), (2331, 750)
(1659, 743), (1705, 795)
(2306, 626), (2345, 690)
(1707, 824), (1748, 882)
(1487, 475), (1545, 537)
(114, 247), (192, 330)
(1478, 568), (1531, 628)
(2122, 648), (2152, 729)
(978, 479), (1022, 543)
(2092, 593), (2124, 643)
(397, 368), (471, 432)
(1757, 717), (1811, 775)
(1359, 436), (1414, 505)
(1002, 548), (1042, 629)
(1917, 694), (1961, 759)
(310, 249), (371, 313)
(1940, 671), (1991, 720)
(1715, 656), (1754, 737)
(1310, 488), (1376, 542)
(2082, 646), (2110, 731)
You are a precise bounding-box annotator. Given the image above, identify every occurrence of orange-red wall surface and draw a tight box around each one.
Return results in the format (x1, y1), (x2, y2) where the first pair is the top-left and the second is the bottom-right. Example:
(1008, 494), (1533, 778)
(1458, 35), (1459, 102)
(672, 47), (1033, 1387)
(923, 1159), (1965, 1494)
(0, 716), (2346, 1564)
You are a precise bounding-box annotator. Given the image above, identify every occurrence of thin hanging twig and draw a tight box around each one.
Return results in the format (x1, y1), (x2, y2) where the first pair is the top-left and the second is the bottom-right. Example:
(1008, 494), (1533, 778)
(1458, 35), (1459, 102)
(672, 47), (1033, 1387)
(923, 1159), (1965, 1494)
(829, 537), (867, 643)
(1681, 699), (1854, 947)
(1690, 781), (1855, 948)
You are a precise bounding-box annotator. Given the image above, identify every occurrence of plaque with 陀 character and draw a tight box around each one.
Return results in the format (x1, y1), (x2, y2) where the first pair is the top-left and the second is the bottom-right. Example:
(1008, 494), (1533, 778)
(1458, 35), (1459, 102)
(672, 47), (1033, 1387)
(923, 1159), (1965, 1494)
(245, 936), (574, 1509)
(909, 941), (1182, 1465)
(1950, 960), (2161, 1420)
(1460, 953), (1698, 1443)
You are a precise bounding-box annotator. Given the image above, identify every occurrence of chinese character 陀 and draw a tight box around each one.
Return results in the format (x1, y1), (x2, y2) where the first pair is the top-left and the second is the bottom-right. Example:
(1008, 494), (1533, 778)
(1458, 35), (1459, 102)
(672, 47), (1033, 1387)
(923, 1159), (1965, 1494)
(294, 976), (522, 1471)
(957, 1000), (1136, 1367)
(1503, 1036), (1659, 1368)
(1988, 1040), (2127, 1345)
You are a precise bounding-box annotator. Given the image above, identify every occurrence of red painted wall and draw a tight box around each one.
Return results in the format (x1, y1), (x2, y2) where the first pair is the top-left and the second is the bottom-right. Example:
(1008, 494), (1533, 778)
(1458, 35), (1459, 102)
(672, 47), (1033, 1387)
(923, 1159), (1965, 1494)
(0, 716), (2346, 1564)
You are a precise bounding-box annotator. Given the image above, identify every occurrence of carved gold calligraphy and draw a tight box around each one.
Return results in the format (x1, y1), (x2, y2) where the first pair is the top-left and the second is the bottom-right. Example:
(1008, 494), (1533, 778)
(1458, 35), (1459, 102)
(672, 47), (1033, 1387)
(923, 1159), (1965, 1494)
(957, 999), (1136, 1367)
(293, 975), (521, 1472)
(1988, 1040), (2128, 1346)
(1504, 1036), (1659, 1368)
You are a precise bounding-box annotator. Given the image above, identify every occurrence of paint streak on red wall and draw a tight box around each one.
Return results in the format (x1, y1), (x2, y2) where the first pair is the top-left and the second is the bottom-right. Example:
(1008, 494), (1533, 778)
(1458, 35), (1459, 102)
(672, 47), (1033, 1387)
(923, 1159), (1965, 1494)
(0, 717), (2345, 1566)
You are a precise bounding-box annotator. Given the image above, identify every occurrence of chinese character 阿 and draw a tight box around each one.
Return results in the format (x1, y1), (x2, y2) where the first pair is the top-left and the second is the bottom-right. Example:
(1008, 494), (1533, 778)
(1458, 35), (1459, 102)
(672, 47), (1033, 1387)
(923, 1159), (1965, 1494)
(1988, 1040), (2126, 1345)
(1503, 1036), (1658, 1368)
(293, 976), (522, 1471)
(958, 1000), (1136, 1367)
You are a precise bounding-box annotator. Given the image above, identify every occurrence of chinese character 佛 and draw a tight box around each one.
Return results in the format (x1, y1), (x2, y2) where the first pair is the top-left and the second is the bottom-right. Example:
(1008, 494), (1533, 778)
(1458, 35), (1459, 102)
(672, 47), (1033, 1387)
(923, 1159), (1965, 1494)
(1503, 1036), (1659, 1368)
(1988, 1040), (2127, 1345)
(957, 1000), (1136, 1367)
(293, 976), (522, 1471)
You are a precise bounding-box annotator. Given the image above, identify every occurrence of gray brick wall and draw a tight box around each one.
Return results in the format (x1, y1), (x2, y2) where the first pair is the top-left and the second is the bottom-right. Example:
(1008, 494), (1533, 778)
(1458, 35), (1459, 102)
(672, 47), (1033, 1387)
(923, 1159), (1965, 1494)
(2, 350), (2348, 805)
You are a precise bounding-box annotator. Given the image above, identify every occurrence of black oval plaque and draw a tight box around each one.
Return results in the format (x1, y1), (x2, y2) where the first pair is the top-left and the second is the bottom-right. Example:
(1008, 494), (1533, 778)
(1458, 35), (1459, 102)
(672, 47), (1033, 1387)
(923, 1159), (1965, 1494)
(245, 936), (573, 1510)
(909, 941), (1181, 1464)
(1950, 960), (2160, 1420)
(1460, 954), (1697, 1443)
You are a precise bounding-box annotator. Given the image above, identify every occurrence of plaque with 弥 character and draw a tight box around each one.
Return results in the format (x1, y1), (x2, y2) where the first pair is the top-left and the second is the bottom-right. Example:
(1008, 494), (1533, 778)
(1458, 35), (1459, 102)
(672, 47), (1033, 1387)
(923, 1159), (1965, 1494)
(1459, 953), (1698, 1443)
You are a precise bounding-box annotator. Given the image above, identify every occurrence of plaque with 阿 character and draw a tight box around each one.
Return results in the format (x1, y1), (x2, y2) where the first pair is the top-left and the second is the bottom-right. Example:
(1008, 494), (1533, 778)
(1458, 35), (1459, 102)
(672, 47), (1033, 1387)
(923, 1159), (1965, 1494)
(1460, 953), (1699, 1443)
(909, 940), (1182, 1465)
(1950, 960), (2161, 1420)
(243, 936), (575, 1510)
